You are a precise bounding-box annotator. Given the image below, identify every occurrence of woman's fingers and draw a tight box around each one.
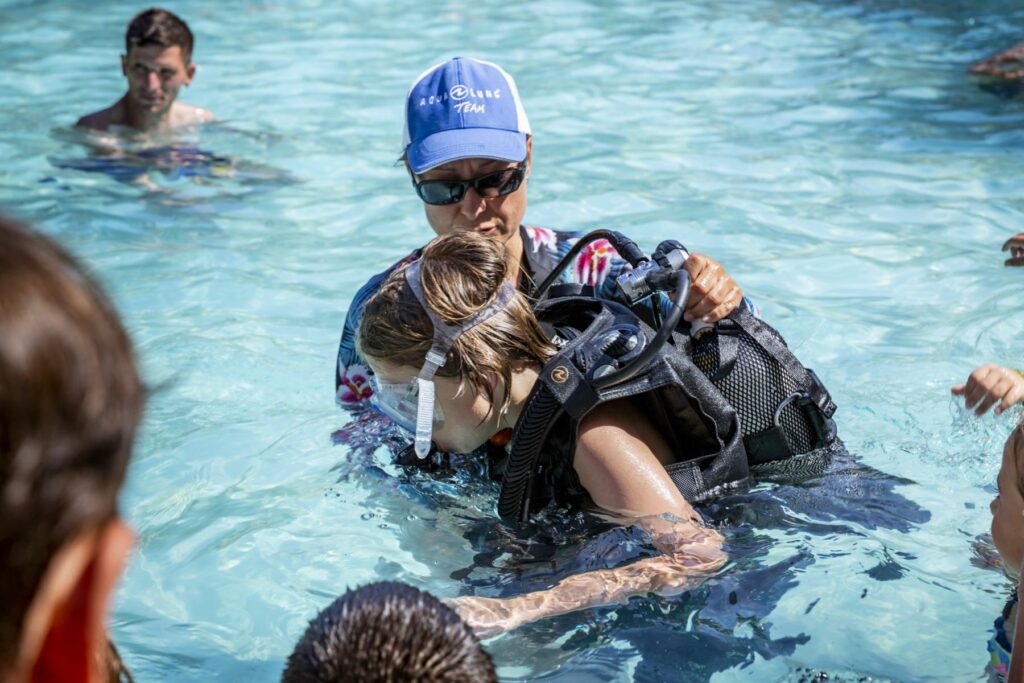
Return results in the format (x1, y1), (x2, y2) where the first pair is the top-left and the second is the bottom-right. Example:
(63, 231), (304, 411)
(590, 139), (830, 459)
(683, 253), (743, 322)
(702, 287), (745, 324)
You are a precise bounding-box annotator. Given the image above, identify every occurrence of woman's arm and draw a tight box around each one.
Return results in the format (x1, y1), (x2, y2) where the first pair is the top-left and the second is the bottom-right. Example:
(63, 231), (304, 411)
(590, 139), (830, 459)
(451, 399), (725, 637)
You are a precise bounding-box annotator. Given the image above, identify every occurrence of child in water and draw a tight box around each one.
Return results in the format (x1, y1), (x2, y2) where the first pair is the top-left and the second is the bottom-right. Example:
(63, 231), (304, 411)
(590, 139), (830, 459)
(282, 582), (496, 683)
(988, 421), (1024, 681)
(357, 231), (726, 637)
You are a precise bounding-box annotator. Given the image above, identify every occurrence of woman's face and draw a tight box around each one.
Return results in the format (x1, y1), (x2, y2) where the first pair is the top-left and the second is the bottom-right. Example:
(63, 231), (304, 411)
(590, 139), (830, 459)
(367, 357), (503, 454)
(991, 428), (1024, 579)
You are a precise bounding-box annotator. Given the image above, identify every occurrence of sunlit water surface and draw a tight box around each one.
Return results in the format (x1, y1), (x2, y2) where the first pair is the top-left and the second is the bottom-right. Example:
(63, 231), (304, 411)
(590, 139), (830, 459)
(1, 0), (1023, 680)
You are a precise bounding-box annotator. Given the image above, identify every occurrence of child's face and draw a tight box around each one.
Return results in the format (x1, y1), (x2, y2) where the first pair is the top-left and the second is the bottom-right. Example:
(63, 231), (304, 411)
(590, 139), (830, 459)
(367, 356), (503, 455)
(990, 428), (1024, 579)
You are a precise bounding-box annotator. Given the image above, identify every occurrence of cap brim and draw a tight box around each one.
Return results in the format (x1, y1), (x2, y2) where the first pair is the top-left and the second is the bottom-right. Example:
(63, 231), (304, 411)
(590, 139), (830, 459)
(407, 128), (527, 174)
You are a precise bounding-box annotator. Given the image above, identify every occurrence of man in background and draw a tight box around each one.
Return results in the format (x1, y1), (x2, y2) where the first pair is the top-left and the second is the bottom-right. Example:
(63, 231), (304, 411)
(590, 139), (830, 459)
(77, 8), (214, 132)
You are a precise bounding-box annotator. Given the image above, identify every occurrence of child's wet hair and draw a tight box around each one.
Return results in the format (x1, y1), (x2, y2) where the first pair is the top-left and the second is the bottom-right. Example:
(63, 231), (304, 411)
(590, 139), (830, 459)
(282, 581), (497, 683)
(358, 231), (555, 418)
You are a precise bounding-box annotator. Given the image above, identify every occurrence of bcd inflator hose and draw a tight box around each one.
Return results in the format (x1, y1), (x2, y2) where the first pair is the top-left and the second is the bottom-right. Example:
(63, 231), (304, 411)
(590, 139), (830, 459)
(532, 229), (692, 391)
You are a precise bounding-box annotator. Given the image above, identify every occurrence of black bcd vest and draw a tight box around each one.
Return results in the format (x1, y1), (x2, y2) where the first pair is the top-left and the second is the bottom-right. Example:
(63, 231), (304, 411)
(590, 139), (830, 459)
(497, 294), (750, 523)
(496, 290), (838, 524)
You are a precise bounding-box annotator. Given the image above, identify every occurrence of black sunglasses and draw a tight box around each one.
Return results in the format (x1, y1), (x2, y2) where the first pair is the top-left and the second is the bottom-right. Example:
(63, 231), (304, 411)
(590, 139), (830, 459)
(413, 161), (526, 206)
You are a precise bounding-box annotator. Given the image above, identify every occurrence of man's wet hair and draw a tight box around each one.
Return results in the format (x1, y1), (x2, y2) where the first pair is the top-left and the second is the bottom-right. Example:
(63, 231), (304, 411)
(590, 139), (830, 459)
(0, 217), (143, 672)
(282, 581), (497, 683)
(125, 8), (194, 61)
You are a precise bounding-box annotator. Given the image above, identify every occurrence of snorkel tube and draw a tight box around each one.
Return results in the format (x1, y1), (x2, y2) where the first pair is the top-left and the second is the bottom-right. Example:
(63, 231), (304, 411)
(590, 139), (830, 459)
(533, 230), (691, 389)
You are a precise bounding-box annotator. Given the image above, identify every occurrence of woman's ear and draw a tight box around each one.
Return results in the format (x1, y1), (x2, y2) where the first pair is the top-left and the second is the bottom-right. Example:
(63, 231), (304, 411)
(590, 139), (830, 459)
(525, 136), (533, 179)
(19, 519), (134, 683)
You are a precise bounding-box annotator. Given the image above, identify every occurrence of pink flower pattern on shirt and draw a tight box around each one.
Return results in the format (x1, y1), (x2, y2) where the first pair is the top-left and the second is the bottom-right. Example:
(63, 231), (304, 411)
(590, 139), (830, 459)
(524, 225), (557, 253)
(337, 364), (372, 405)
(572, 238), (617, 286)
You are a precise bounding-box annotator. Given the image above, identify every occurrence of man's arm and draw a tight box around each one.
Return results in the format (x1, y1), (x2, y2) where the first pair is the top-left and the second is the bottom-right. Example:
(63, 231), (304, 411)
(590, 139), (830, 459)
(75, 107), (118, 132)
(171, 102), (217, 127)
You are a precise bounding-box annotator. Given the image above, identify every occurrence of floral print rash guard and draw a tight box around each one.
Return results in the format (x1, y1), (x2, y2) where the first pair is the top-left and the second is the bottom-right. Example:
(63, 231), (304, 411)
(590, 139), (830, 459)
(334, 224), (755, 406)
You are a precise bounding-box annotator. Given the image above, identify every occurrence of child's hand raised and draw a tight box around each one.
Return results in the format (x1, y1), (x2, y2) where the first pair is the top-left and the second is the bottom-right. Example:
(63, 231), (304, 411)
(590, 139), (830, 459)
(952, 364), (1024, 416)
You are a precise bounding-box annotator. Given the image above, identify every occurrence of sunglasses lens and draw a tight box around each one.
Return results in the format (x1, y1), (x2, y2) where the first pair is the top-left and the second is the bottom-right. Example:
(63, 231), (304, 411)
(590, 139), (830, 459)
(476, 168), (522, 198)
(415, 163), (524, 205)
(417, 180), (464, 206)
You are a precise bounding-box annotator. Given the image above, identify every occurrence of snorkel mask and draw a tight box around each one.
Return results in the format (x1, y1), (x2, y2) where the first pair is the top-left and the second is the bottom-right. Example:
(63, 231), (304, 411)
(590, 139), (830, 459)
(368, 259), (517, 458)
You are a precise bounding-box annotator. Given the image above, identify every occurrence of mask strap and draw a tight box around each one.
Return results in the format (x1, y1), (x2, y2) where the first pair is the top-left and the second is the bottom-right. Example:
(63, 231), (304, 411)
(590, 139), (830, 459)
(404, 259), (516, 457)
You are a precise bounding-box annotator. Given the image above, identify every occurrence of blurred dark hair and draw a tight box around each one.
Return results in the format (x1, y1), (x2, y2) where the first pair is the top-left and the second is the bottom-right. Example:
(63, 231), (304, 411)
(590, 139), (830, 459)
(0, 217), (143, 671)
(125, 8), (194, 61)
(282, 582), (497, 683)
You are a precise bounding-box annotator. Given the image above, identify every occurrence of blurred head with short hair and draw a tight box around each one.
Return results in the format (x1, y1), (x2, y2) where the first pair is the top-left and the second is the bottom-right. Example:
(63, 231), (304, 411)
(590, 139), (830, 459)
(0, 217), (141, 683)
(282, 582), (497, 683)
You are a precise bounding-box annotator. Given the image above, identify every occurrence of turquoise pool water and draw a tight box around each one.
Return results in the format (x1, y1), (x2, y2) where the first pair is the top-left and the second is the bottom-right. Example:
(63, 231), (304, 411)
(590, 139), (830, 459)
(2, 0), (1024, 680)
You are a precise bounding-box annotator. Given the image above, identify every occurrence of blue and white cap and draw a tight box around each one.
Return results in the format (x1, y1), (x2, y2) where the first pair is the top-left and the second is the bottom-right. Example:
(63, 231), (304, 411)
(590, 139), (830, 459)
(403, 57), (531, 174)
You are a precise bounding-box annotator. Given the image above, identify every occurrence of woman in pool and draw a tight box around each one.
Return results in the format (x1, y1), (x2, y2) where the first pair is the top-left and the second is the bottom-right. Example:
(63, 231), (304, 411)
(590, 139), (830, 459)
(357, 231), (727, 636)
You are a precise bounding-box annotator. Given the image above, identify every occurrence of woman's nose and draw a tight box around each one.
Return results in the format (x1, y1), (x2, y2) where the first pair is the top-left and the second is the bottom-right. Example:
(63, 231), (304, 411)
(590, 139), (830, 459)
(459, 187), (487, 217)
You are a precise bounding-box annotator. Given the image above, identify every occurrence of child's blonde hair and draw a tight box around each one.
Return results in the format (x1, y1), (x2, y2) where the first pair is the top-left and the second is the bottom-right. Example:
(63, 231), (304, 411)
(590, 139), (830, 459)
(358, 232), (556, 417)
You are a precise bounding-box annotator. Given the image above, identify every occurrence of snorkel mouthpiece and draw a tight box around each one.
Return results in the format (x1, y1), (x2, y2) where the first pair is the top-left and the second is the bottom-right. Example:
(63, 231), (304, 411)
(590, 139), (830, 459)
(413, 349), (445, 458)
(403, 259), (516, 459)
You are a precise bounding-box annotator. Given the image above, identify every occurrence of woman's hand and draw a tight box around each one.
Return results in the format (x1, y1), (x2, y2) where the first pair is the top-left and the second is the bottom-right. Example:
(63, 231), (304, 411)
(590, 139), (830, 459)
(683, 253), (744, 324)
(951, 364), (1024, 416)
(1003, 233), (1024, 267)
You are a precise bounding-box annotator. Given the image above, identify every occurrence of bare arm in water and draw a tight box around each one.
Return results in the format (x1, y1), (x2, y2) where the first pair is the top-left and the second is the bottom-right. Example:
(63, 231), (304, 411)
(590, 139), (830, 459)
(451, 399), (727, 637)
(970, 44), (1024, 81)
(1004, 233), (1024, 268)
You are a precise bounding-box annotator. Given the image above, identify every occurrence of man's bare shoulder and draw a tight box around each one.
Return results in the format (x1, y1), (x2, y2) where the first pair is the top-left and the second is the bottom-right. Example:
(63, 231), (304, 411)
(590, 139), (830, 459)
(75, 104), (124, 131)
(170, 102), (217, 127)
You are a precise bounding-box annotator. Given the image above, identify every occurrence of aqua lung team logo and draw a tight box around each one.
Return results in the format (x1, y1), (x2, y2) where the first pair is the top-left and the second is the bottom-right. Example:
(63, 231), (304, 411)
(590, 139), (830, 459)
(417, 84), (502, 114)
(551, 366), (569, 383)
